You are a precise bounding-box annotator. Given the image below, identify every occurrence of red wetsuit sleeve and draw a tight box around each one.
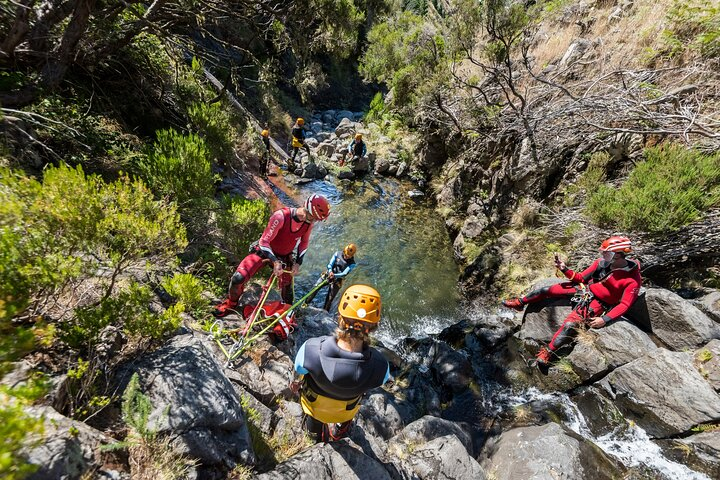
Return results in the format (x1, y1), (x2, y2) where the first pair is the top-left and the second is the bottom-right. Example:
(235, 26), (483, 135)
(258, 210), (285, 262)
(602, 278), (641, 322)
(295, 223), (313, 265)
(563, 259), (599, 284)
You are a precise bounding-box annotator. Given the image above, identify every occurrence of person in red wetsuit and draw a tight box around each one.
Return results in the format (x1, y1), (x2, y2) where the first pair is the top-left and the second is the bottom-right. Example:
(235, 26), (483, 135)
(502, 236), (642, 370)
(213, 194), (331, 317)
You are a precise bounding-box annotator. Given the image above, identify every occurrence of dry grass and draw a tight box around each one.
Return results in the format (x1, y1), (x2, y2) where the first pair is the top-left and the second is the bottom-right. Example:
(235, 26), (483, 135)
(128, 435), (198, 480)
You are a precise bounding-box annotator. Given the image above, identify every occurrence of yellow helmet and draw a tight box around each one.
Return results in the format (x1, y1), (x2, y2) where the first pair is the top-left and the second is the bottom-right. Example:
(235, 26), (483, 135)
(261, 129), (269, 137)
(355, 133), (362, 141)
(338, 284), (381, 333)
(297, 118), (305, 126)
(343, 243), (357, 257)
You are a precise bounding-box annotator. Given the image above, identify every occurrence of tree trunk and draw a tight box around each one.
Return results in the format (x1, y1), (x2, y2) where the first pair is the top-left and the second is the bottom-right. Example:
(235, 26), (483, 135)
(0, 0), (37, 62)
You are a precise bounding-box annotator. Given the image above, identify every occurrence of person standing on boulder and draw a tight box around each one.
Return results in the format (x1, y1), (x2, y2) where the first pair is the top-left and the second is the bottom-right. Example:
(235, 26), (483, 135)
(341, 133), (366, 167)
(213, 194), (331, 317)
(260, 129), (271, 179)
(290, 284), (390, 443)
(305, 243), (358, 311)
(501, 236), (642, 371)
(289, 117), (310, 173)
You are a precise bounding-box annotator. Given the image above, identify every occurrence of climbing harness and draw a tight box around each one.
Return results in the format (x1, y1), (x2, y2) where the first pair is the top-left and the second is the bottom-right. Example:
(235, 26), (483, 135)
(570, 283), (595, 319)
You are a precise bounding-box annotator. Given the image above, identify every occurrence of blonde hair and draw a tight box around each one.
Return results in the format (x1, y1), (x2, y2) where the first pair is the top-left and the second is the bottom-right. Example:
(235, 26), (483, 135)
(335, 326), (370, 345)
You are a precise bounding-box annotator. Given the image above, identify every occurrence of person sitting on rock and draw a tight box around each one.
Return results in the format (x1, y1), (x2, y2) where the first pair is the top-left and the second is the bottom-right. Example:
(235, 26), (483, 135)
(502, 236), (642, 371)
(260, 129), (271, 179)
(289, 117), (310, 172)
(213, 194), (331, 317)
(305, 243), (358, 312)
(290, 284), (390, 443)
(340, 133), (366, 167)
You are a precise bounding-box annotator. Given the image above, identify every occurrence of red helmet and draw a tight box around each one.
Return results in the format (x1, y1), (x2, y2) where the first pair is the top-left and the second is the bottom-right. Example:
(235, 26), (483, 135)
(305, 194), (330, 221)
(600, 236), (632, 254)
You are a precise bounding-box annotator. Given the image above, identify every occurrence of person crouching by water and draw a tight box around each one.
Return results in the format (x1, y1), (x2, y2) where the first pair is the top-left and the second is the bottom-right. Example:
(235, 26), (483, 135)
(305, 243), (357, 312)
(290, 284), (390, 443)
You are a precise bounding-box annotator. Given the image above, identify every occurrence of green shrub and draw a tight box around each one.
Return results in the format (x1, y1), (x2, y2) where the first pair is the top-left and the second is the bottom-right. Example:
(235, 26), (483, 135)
(161, 273), (207, 316)
(187, 102), (236, 161)
(122, 373), (154, 439)
(586, 144), (720, 232)
(663, 0), (720, 58)
(139, 129), (215, 204)
(60, 282), (184, 349)
(0, 396), (43, 479)
(217, 195), (270, 258)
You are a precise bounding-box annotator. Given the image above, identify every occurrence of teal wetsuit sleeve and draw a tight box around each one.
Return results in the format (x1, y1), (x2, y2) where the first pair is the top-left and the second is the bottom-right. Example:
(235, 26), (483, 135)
(334, 262), (356, 279)
(382, 364), (391, 385)
(294, 342), (309, 375)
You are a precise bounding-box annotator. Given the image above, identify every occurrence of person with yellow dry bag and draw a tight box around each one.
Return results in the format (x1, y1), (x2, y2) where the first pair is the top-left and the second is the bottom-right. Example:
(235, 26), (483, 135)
(290, 284), (390, 442)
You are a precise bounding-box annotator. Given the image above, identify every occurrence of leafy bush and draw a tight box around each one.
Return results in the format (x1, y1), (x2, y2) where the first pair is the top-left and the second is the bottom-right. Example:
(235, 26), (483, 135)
(138, 129), (215, 204)
(663, 0), (720, 58)
(217, 195), (270, 258)
(161, 273), (207, 316)
(360, 11), (449, 110)
(187, 102), (236, 162)
(0, 396), (43, 479)
(60, 282), (183, 349)
(586, 144), (720, 232)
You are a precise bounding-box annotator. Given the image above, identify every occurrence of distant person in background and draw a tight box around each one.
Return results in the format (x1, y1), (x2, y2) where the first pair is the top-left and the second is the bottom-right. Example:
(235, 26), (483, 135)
(291, 284), (390, 443)
(260, 129), (271, 179)
(501, 236), (642, 372)
(289, 118), (310, 172)
(340, 133), (366, 167)
(305, 243), (357, 311)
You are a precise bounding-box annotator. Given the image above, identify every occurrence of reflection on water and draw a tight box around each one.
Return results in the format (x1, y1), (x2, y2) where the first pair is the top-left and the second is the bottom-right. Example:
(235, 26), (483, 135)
(274, 176), (462, 342)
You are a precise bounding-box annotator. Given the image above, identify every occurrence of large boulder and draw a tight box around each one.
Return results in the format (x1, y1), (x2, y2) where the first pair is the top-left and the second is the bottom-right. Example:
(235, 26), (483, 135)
(387, 415), (473, 456)
(374, 158), (390, 175)
(564, 320), (657, 383)
(119, 334), (254, 467)
(304, 137), (319, 149)
(695, 339), (720, 392)
(694, 290), (720, 323)
(660, 431), (720, 479)
(23, 406), (118, 480)
(481, 422), (624, 480)
(351, 156), (370, 173)
(404, 338), (472, 394)
(301, 162), (327, 179)
(335, 118), (360, 137)
(315, 141), (336, 157)
(355, 390), (417, 442)
(643, 288), (719, 350)
(395, 434), (486, 480)
(255, 441), (392, 480)
(335, 110), (354, 122)
(598, 348), (720, 437)
(225, 342), (294, 405)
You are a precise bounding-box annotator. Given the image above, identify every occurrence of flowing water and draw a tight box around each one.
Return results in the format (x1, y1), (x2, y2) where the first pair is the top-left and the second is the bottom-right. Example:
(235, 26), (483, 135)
(270, 174), (709, 480)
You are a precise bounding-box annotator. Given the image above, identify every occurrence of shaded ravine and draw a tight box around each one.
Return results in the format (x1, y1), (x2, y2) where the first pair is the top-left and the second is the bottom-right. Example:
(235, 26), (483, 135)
(267, 172), (710, 480)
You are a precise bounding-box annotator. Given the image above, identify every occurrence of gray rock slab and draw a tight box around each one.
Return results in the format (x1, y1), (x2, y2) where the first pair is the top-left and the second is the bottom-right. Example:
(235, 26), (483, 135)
(481, 422), (624, 480)
(644, 288), (719, 350)
(694, 290), (720, 323)
(121, 333), (254, 466)
(255, 440), (392, 480)
(397, 434), (486, 480)
(695, 339), (720, 392)
(599, 348), (720, 437)
(24, 406), (115, 480)
(566, 320), (657, 383)
(388, 415), (473, 456)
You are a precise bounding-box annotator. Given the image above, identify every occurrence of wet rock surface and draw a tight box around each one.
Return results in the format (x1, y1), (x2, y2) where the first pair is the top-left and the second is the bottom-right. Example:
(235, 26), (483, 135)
(598, 348), (720, 438)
